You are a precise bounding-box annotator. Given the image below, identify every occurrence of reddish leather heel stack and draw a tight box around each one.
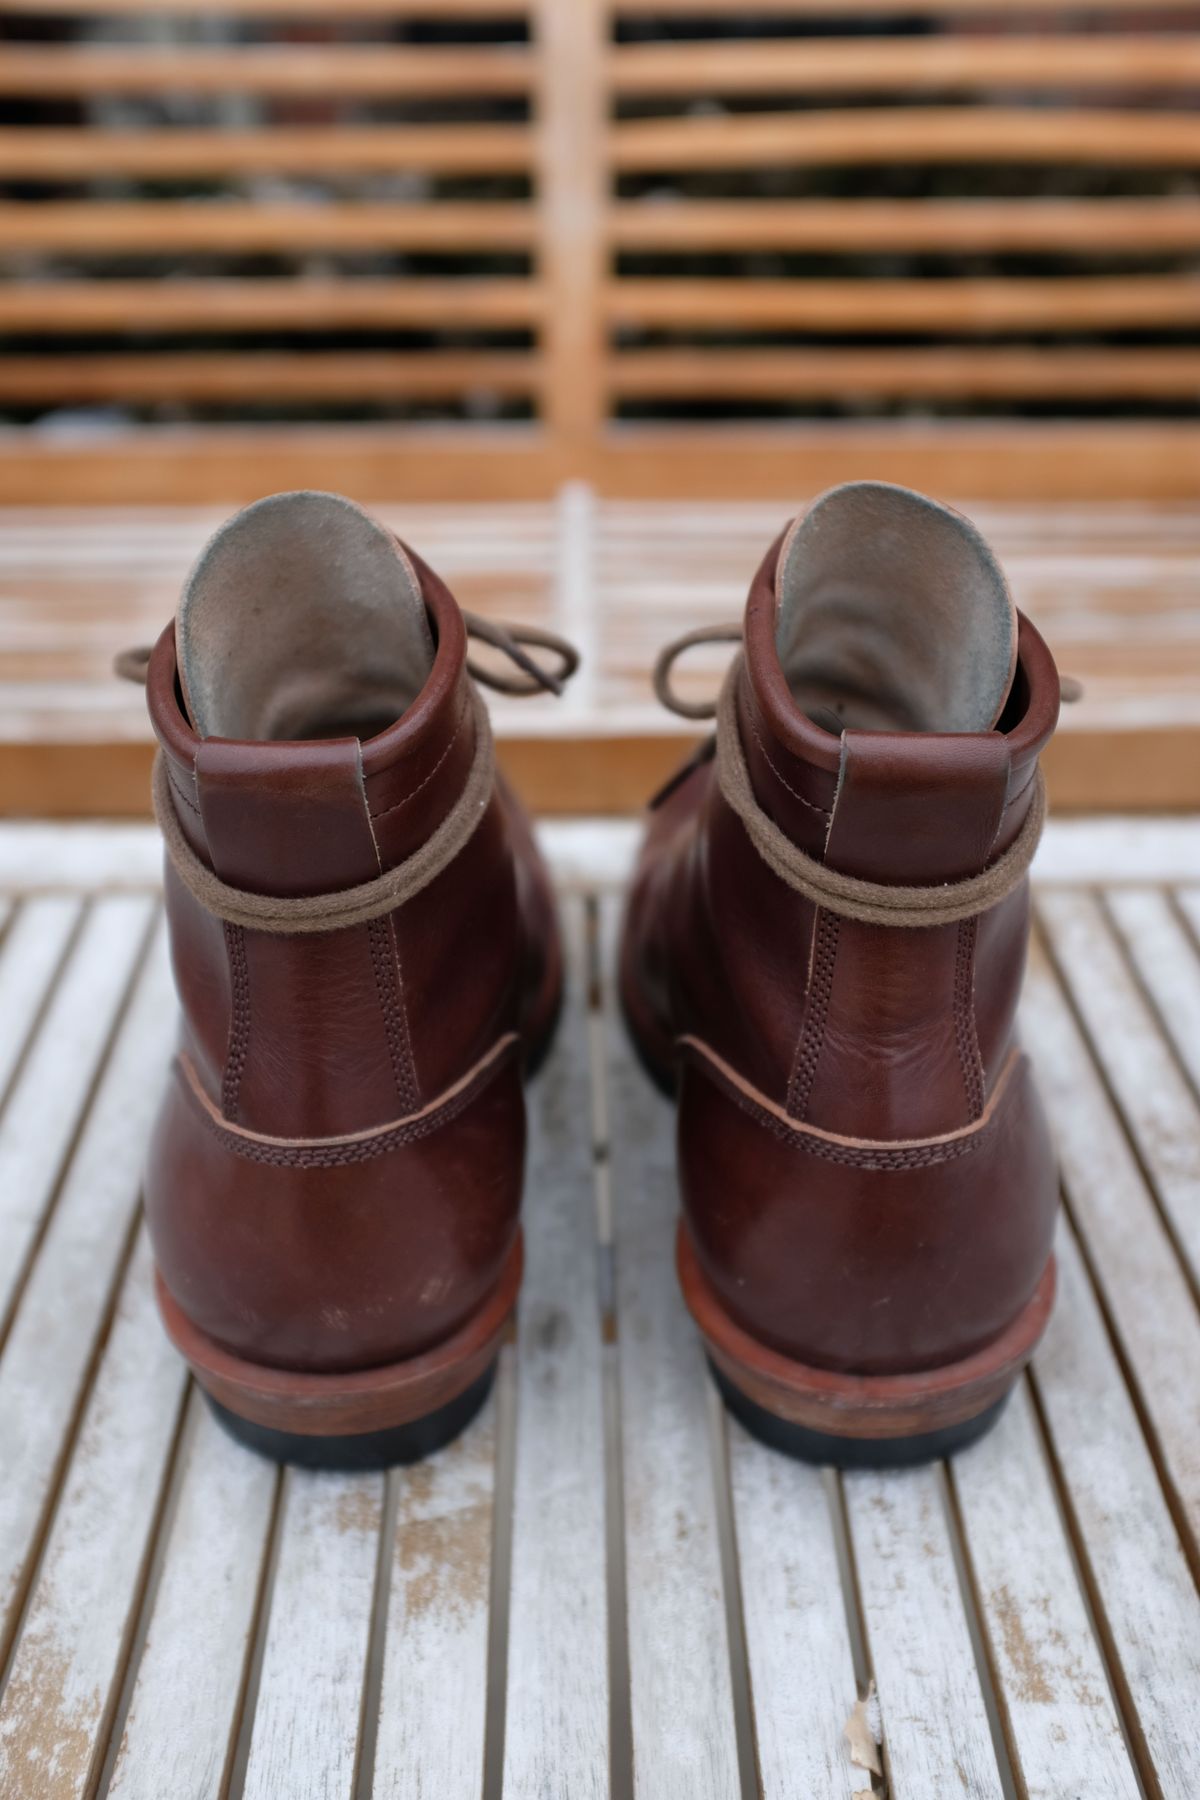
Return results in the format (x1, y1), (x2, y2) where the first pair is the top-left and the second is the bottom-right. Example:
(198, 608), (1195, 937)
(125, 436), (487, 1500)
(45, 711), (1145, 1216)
(135, 491), (575, 1469)
(621, 480), (1062, 1467)
(155, 1242), (523, 1468)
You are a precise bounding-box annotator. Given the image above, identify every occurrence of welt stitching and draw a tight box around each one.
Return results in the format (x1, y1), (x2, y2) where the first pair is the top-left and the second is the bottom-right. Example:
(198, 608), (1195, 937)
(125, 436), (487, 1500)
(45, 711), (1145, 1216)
(187, 1042), (515, 1168)
(368, 691), (469, 822)
(787, 909), (840, 1120)
(687, 1046), (999, 1171)
(953, 916), (985, 1121)
(221, 922), (251, 1121)
(745, 714), (830, 819)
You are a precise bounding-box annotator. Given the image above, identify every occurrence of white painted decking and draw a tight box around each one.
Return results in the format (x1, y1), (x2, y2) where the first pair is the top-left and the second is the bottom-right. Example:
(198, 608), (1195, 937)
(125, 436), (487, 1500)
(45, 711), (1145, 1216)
(0, 818), (1197, 1800)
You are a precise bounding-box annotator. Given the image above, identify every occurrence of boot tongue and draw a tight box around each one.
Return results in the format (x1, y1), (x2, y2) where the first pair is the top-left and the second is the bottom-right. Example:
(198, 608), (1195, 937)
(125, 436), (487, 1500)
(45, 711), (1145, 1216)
(176, 490), (435, 742)
(776, 481), (1017, 736)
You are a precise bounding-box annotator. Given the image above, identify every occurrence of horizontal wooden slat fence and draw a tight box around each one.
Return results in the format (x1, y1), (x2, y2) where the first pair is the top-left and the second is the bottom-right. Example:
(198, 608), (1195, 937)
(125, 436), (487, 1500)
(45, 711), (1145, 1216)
(0, 1), (1198, 500)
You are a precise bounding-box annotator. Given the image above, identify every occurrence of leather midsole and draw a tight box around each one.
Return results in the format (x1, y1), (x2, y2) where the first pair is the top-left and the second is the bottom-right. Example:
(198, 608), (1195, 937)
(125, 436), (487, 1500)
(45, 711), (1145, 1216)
(156, 1232), (522, 1438)
(678, 1222), (1055, 1440)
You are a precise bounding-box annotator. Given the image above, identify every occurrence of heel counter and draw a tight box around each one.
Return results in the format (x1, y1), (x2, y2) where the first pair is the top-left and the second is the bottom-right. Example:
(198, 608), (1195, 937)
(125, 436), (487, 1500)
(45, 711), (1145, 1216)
(677, 1040), (1057, 1377)
(146, 1039), (526, 1375)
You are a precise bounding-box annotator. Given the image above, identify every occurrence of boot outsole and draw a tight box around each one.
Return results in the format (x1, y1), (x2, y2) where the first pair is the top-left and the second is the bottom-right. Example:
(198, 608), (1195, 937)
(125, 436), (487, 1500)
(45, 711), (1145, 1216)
(205, 1363), (497, 1470)
(156, 1237), (521, 1466)
(680, 1222), (1054, 1469)
(709, 1359), (1010, 1468)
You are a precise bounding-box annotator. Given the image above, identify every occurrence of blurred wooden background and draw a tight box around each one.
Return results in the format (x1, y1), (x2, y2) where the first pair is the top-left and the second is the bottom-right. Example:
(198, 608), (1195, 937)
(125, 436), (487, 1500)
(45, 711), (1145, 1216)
(2, 0), (1198, 500)
(0, 3), (1198, 811)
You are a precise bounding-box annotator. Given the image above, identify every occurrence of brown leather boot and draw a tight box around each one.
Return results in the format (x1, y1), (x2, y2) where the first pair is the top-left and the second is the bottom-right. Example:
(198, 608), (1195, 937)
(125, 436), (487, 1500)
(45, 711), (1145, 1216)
(621, 481), (1060, 1467)
(136, 491), (575, 1468)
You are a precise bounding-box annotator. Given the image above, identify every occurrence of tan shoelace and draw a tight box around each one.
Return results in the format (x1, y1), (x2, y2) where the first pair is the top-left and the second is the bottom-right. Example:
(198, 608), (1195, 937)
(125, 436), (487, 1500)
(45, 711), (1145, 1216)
(114, 610), (579, 701)
(116, 613), (578, 934)
(653, 626), (1059, 929)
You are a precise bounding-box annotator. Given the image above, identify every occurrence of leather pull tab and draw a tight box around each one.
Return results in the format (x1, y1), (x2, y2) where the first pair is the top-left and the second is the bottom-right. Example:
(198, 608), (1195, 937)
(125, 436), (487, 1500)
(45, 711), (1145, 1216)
(825, 731), (1011, 885)
(194, 737), (380, 897)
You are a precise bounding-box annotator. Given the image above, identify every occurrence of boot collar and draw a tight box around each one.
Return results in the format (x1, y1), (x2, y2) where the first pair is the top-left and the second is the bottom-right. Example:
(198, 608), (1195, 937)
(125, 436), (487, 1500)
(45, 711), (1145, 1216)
(147, 542), (477, 895)
(737, 529), (1061, 882)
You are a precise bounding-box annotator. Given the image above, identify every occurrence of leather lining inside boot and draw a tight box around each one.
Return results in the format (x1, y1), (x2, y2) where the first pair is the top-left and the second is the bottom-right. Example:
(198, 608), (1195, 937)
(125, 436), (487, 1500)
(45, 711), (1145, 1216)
(776, 481), (1018, 735)
(176, 490), (435, 742)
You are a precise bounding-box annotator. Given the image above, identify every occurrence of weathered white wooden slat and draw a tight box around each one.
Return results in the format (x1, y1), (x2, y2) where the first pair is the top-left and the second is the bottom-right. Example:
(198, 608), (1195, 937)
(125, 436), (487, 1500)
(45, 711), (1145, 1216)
(0, 918), (173, 1648)
(502, 897), (609, 1797)
(0, 828), (161, 891)
(845, 1465), (1005, 1799)
(1175, 887), (1200, 959)
(106, 1393), (278, 1800)
(1040, 886), (1200, 1284)
(1106, 886), (1200, 1099)
(1021, 933), (1200, 1547)
(1031, 1220), (1200, 1797)
(0, 895), (80, 1107)
(727, 1428), (862, 1799)
(601, 901), (741, 1800)
(242, 1467), (384, 1800)
(950, 1380), (1141, 1800)
(1032, 820), (1200, 890)
(0, 1228), (188, 1799)
(0, 894), (152, 1328)
(370, 1406), (497, 1799)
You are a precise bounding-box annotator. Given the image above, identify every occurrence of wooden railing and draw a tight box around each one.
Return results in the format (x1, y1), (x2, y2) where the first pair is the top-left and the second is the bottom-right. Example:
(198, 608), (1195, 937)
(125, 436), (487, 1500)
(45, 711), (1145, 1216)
(1, 0), (1198, 501)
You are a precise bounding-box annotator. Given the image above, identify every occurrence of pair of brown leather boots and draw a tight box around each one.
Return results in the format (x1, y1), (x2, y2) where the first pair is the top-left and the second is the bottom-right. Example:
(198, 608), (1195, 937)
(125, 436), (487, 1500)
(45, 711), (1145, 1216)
(137, 482), (1060, 1472)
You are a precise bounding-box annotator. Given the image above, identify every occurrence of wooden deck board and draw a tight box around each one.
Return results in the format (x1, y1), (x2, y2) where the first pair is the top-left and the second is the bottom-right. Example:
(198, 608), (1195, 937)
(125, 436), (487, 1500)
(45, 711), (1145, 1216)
(0, 821), (1197, 1796)
(2, 490), (1200, 813)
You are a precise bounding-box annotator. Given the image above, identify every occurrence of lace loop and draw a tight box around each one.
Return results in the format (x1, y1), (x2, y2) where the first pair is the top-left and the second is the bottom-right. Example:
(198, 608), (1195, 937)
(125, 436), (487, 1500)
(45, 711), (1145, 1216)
(461, 612), (579, 698)
(115, 613), (580, 701)
(124, 609), (578, 935)
(152, 687), (497, 935)
(113, 644), (153, 685)
(652, 622), (744, 720)
(713, 658), (1045, 928)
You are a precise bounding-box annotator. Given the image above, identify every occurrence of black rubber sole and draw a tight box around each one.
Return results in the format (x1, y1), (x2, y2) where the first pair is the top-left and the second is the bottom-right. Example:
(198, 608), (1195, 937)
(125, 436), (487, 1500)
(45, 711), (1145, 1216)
(709, 1359), (1010, 1470)
(205, 1362), (497, 1471)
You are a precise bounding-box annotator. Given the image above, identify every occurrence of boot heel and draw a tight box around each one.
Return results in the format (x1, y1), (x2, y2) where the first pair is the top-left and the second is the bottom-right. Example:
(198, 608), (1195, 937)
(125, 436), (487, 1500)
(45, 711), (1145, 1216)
(708, 1359), (1011, 1469)
(204, 1364), (497, 1470)
(679, 1225), (1054, 1470)
(156, 1235), (521, 1469)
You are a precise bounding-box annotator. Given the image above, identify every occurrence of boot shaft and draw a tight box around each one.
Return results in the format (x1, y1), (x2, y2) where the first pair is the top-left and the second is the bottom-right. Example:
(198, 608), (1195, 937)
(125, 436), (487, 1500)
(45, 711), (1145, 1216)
(147, 538), (524, 1138)
(697, 521), (1061, 1139)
